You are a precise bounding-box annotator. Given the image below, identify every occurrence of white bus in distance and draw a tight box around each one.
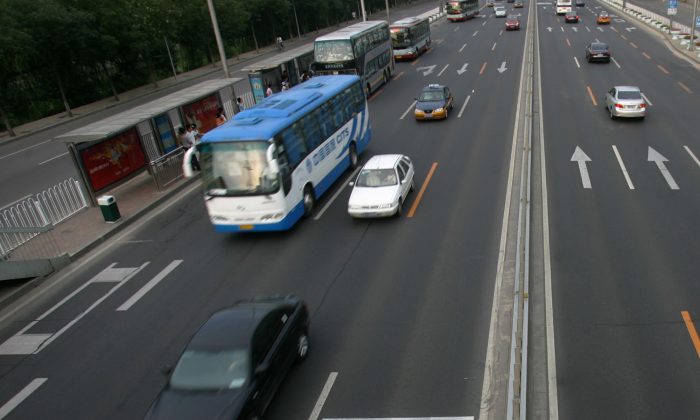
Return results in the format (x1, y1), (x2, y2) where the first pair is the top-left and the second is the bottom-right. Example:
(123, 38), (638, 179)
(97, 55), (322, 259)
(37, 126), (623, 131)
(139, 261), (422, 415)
(556, 0), (573, 14)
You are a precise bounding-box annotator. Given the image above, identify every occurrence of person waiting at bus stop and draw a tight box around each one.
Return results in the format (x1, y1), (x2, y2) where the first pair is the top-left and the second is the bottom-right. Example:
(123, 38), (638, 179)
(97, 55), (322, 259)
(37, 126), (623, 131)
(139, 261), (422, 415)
(178, 126), (200, 171)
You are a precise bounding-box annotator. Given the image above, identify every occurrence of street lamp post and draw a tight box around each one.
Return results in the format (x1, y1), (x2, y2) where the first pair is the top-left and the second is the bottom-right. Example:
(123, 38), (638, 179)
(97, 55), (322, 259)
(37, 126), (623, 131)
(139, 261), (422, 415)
(386, 0), (390, 21)
(360, 0), (367, 21)
(292, 0), (302, 39)
(206, 0), (230, 78)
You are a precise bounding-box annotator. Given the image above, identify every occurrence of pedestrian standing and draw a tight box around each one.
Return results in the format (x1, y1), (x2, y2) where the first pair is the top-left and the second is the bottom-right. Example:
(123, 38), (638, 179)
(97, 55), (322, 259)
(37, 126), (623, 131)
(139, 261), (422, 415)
(236, 97), (245, 112)
(179, 126), (200, 171)
(216, 107), (227, 126)
(265, 83), (273, 97)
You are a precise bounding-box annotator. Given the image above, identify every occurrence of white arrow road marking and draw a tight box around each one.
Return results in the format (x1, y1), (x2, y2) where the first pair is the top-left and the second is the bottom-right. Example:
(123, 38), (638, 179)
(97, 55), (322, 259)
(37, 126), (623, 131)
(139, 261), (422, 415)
(572, 26), (578, 32)
(416, 65), (436, 76)
(648, 147), (679, 189)
(458, 95), (472, 118)
(574, 56), (581, 68)
(457, 63), (469, 74)
(597, 27), (604, 31)
(626, 26), (637, 31)
(546, 26), (552, 31)
(571, 146), (592, 189)
(497, 61), (508, 73)
(612, 145), (635, 189)
(400, 100), (418, 120)
(684, 146), (700, 168)
(117, 260), (183, 311)
(0, 378), (47, 419)
(438, 64), (450, 76)
(611, 56), (621, 68)
(309, 372), (338, 420)
(459, 43), (467, 52)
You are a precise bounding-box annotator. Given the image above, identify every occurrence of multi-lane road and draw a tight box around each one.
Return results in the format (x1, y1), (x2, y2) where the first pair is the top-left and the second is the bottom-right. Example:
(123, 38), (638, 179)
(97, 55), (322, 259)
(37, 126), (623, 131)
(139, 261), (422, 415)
(0, 0), (698, 419)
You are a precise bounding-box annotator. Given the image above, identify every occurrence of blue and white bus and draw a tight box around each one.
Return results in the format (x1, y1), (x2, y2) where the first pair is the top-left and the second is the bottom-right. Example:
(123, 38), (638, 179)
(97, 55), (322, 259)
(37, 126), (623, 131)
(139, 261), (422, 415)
(183, 75), (371, 232)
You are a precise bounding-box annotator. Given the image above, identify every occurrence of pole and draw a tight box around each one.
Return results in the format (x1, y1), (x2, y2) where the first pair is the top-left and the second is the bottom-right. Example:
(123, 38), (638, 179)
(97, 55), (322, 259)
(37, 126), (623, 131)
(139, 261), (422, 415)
(206, 0), (230, 78)
(690, 0), (698, 51)
(360, 0), (367, 21)
(164, 37), (178, 81)
(292, 0), (302, 39)
(385, 0), (390, 21)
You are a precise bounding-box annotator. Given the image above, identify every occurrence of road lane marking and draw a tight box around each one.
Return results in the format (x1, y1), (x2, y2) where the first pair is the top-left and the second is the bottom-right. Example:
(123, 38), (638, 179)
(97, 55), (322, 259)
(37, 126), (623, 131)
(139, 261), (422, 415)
(458, 95), (472, 118)
(611, 26), (618, 32)
(586, 26), (591, 31)
(454, 26), (460, 31)
(565, 38), (571, 47)
(586, 85), (598, 106)
(560, 26), (564, 32)
(324, 418), (474, 419)
(572, 147), (592, 189)
(684, 146), (700, 167)
(308, 372), (338, 420)
(460, 43), (467, 52)
(393, 71), (405, 81)
(368, 88), (384, 101)
(438, 64), (450, 76)
(400, 100), (418, 120)
(678, 81), (693, 94)
(411, 58), (421, 66)
(0, 378), (47, 419)
(630, 42), (638, 48)
(480, 62), (487, 74)
(612, 145), (635, 189)
(620, 34), (627, 40)
(574, 56), (580, 68)
(38, 152), (68, 166)
(492, 42), (497, 51)
(681, 311), (700, 359)
(642, 52), (652, 59)
(641, 93), (652, 106)
(407, 162), (437, 218)
(499, 29), (504, 36)
(473, 30), (480, 36)
(0, 139), (52, 161)
(483, 20), (487, 26)
(611, 56), (621, 68)
(314, 167), (361, 220)
(117, 260), (183, 311)
(648, 146), (678, 190)
(657, 64), (669, 74)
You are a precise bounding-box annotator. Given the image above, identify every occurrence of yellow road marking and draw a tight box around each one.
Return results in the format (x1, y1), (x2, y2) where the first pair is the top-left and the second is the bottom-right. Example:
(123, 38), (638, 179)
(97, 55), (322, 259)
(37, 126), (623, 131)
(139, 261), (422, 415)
(630, 42), (638, 48)
(411, 58), (421, 66)
(678, 81), (693, 94)
(657, 64), (669, 74)
(407, 162), (438, 218)
(566, 38), (571, 47)
(642, 52), (652, 59)
(586, 85), (598, 106)
(479, 62), (487, 75)
(393, 71), (405, 81)
(682, 311), (700, 359)
(368, 89), (384, 101)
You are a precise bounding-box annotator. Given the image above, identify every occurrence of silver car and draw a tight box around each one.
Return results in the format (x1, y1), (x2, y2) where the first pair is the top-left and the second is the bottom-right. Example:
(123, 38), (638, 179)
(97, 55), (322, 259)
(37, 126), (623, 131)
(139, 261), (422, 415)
(605, 86), (647, 119)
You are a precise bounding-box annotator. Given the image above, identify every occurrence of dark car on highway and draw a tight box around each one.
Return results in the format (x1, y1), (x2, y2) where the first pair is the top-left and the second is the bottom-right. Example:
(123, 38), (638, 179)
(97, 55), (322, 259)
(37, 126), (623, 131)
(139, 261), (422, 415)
(144, 295), (310, 420)
(505, 15), (521, 30)
(565, 10), (580, 23)
(585, 42), (611, 62)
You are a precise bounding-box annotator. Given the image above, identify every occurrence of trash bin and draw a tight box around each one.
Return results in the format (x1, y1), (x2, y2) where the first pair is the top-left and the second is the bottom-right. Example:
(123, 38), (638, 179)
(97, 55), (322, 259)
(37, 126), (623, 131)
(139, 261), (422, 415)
(97, 195), (121, 223)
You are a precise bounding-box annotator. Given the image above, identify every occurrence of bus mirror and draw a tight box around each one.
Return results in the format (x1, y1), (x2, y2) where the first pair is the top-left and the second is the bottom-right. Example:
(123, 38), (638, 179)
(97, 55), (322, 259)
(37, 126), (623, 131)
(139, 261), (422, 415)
(182, 147), (195, 178)
(268, 159), (280, 178)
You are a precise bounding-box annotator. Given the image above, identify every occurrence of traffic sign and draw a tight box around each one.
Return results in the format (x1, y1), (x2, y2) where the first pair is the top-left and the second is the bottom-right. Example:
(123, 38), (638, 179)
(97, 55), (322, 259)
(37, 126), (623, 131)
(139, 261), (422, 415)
(668, 0), (677, 8)
(668, 7), (677, 15)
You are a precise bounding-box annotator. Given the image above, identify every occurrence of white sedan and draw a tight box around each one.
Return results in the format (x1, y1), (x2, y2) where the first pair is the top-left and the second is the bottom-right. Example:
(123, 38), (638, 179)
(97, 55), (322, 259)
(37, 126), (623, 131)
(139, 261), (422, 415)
(348, 154), (415, 218)
(494, 6), (507, 17)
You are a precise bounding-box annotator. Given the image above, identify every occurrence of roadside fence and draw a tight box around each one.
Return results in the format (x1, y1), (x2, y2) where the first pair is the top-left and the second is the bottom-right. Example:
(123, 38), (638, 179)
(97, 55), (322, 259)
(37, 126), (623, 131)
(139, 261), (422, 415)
(150, 147), (186, 191)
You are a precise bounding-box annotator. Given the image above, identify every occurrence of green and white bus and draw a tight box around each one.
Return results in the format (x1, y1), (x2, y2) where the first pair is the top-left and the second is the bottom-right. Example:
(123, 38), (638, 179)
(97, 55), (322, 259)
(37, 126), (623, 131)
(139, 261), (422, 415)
(390, 16), (431, 60)
(313, 21), (395, 98)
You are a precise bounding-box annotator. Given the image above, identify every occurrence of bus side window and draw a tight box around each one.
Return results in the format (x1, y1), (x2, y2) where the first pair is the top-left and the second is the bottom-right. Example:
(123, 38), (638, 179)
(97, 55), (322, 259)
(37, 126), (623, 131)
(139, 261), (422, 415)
(352, 83), (364, 111)
(331, 95), (348, 130)
(317, 103), (334, 138)
(301, 113), (322, 151)
(279, 122), (308, 168)
(275, 140), (292, 195)
(342, 88), (356, 116)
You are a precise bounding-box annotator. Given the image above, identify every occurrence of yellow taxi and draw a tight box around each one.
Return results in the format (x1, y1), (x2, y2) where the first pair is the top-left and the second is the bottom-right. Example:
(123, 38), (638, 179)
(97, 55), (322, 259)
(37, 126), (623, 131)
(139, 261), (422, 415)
(414, 84), (454, 120)
(597, 11), (611, 24)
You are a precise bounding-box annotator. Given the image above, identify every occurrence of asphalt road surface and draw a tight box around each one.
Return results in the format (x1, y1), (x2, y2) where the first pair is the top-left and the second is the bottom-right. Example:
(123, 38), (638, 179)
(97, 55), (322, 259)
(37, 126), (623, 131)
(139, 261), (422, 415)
(0, 0), (698, 419)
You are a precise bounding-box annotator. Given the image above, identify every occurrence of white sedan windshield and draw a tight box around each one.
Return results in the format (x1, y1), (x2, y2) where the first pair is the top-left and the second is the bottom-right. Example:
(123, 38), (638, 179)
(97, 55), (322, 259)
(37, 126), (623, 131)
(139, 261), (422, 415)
(356, 168), (398, 187)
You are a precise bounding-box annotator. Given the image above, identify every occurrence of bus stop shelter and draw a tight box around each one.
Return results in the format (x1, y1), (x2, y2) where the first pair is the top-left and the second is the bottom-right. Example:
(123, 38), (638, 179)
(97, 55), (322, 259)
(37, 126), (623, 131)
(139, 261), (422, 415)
(55, 78), (242, 205)
(243, 44), (315, 103)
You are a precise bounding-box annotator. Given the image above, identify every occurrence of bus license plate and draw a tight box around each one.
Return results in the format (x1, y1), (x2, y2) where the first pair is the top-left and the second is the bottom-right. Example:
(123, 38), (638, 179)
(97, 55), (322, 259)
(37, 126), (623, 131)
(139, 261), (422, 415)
(239, 224), (254, 230)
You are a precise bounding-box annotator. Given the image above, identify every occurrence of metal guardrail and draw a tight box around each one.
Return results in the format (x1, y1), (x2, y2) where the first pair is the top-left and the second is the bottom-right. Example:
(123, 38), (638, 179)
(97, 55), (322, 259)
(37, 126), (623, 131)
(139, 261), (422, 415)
(36, 178), (88, 225)
(149, 147), (186, 191)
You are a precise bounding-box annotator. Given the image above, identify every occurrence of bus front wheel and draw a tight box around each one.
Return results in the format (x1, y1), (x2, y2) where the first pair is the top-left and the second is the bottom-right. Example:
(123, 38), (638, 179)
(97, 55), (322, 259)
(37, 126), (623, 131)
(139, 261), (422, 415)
(303, 185), (315, 217)
(349, 143), (358, 168)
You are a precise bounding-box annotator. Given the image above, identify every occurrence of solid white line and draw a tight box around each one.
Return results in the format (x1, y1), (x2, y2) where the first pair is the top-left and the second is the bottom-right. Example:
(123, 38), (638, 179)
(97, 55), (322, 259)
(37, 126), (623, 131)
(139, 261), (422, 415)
(611, 56), (621, 68)
(473, 30), (480, 36)
(492, 42), (497, 51)
(586, 26), (591, 31)
(612, 145), (635, 189)
(38, 152), (68, 166)
(0, 378), (47, 419)
(454, 26), (460, 31)
(308, 372), (338, 420)
(684, 146), (700, 168)
(641, 93), (652, 106)
(438, 64), (450, 76)
(458, 95), (472, 118)
(314, 168), (360, 220)
(573, 56), (581, 68)
(117, 260), (183, 311)
(459, 43), (467, 52)
(561, 26), (564, 32)
(499, 29), (504, 36)
(0, 139), (52, 161)
(536, 10), (560, 419)
(400, 100), (417, 120)
(34, 262), (149, 353)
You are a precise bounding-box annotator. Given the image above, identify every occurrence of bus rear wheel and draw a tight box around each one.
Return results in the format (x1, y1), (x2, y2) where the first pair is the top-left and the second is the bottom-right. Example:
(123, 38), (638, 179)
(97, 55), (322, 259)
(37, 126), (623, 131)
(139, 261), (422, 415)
(349, 143), (358, 169)
(303, 185), (315, 217)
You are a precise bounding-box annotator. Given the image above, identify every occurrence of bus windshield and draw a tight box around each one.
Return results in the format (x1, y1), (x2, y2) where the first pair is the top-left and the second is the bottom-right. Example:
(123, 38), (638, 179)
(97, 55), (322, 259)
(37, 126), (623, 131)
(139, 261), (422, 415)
(390, 28), (412, 49)
(315, 40), (354, 62)
(447, 1), (466, 13)
(199, 141), (279, 197)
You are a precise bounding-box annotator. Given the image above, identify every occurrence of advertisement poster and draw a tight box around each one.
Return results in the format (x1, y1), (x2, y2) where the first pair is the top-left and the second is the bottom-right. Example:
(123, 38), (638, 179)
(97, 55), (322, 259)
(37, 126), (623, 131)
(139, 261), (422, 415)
(250, 75), (265, 104)
(155, 114), (177, 153)
(79, 128), (147, 192)
(181, 95), (221, 134)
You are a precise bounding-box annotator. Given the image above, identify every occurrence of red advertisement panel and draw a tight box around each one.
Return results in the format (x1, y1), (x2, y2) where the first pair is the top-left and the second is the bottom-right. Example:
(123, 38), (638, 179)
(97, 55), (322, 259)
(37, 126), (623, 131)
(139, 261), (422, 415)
(79, 128), (147, 192)
(182, 95), (221, 134)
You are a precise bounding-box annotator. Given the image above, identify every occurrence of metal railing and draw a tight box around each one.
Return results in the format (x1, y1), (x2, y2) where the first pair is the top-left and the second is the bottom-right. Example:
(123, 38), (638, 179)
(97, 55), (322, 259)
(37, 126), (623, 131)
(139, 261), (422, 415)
(36, 178), (88, 225)
(150, 147), (185, 191)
